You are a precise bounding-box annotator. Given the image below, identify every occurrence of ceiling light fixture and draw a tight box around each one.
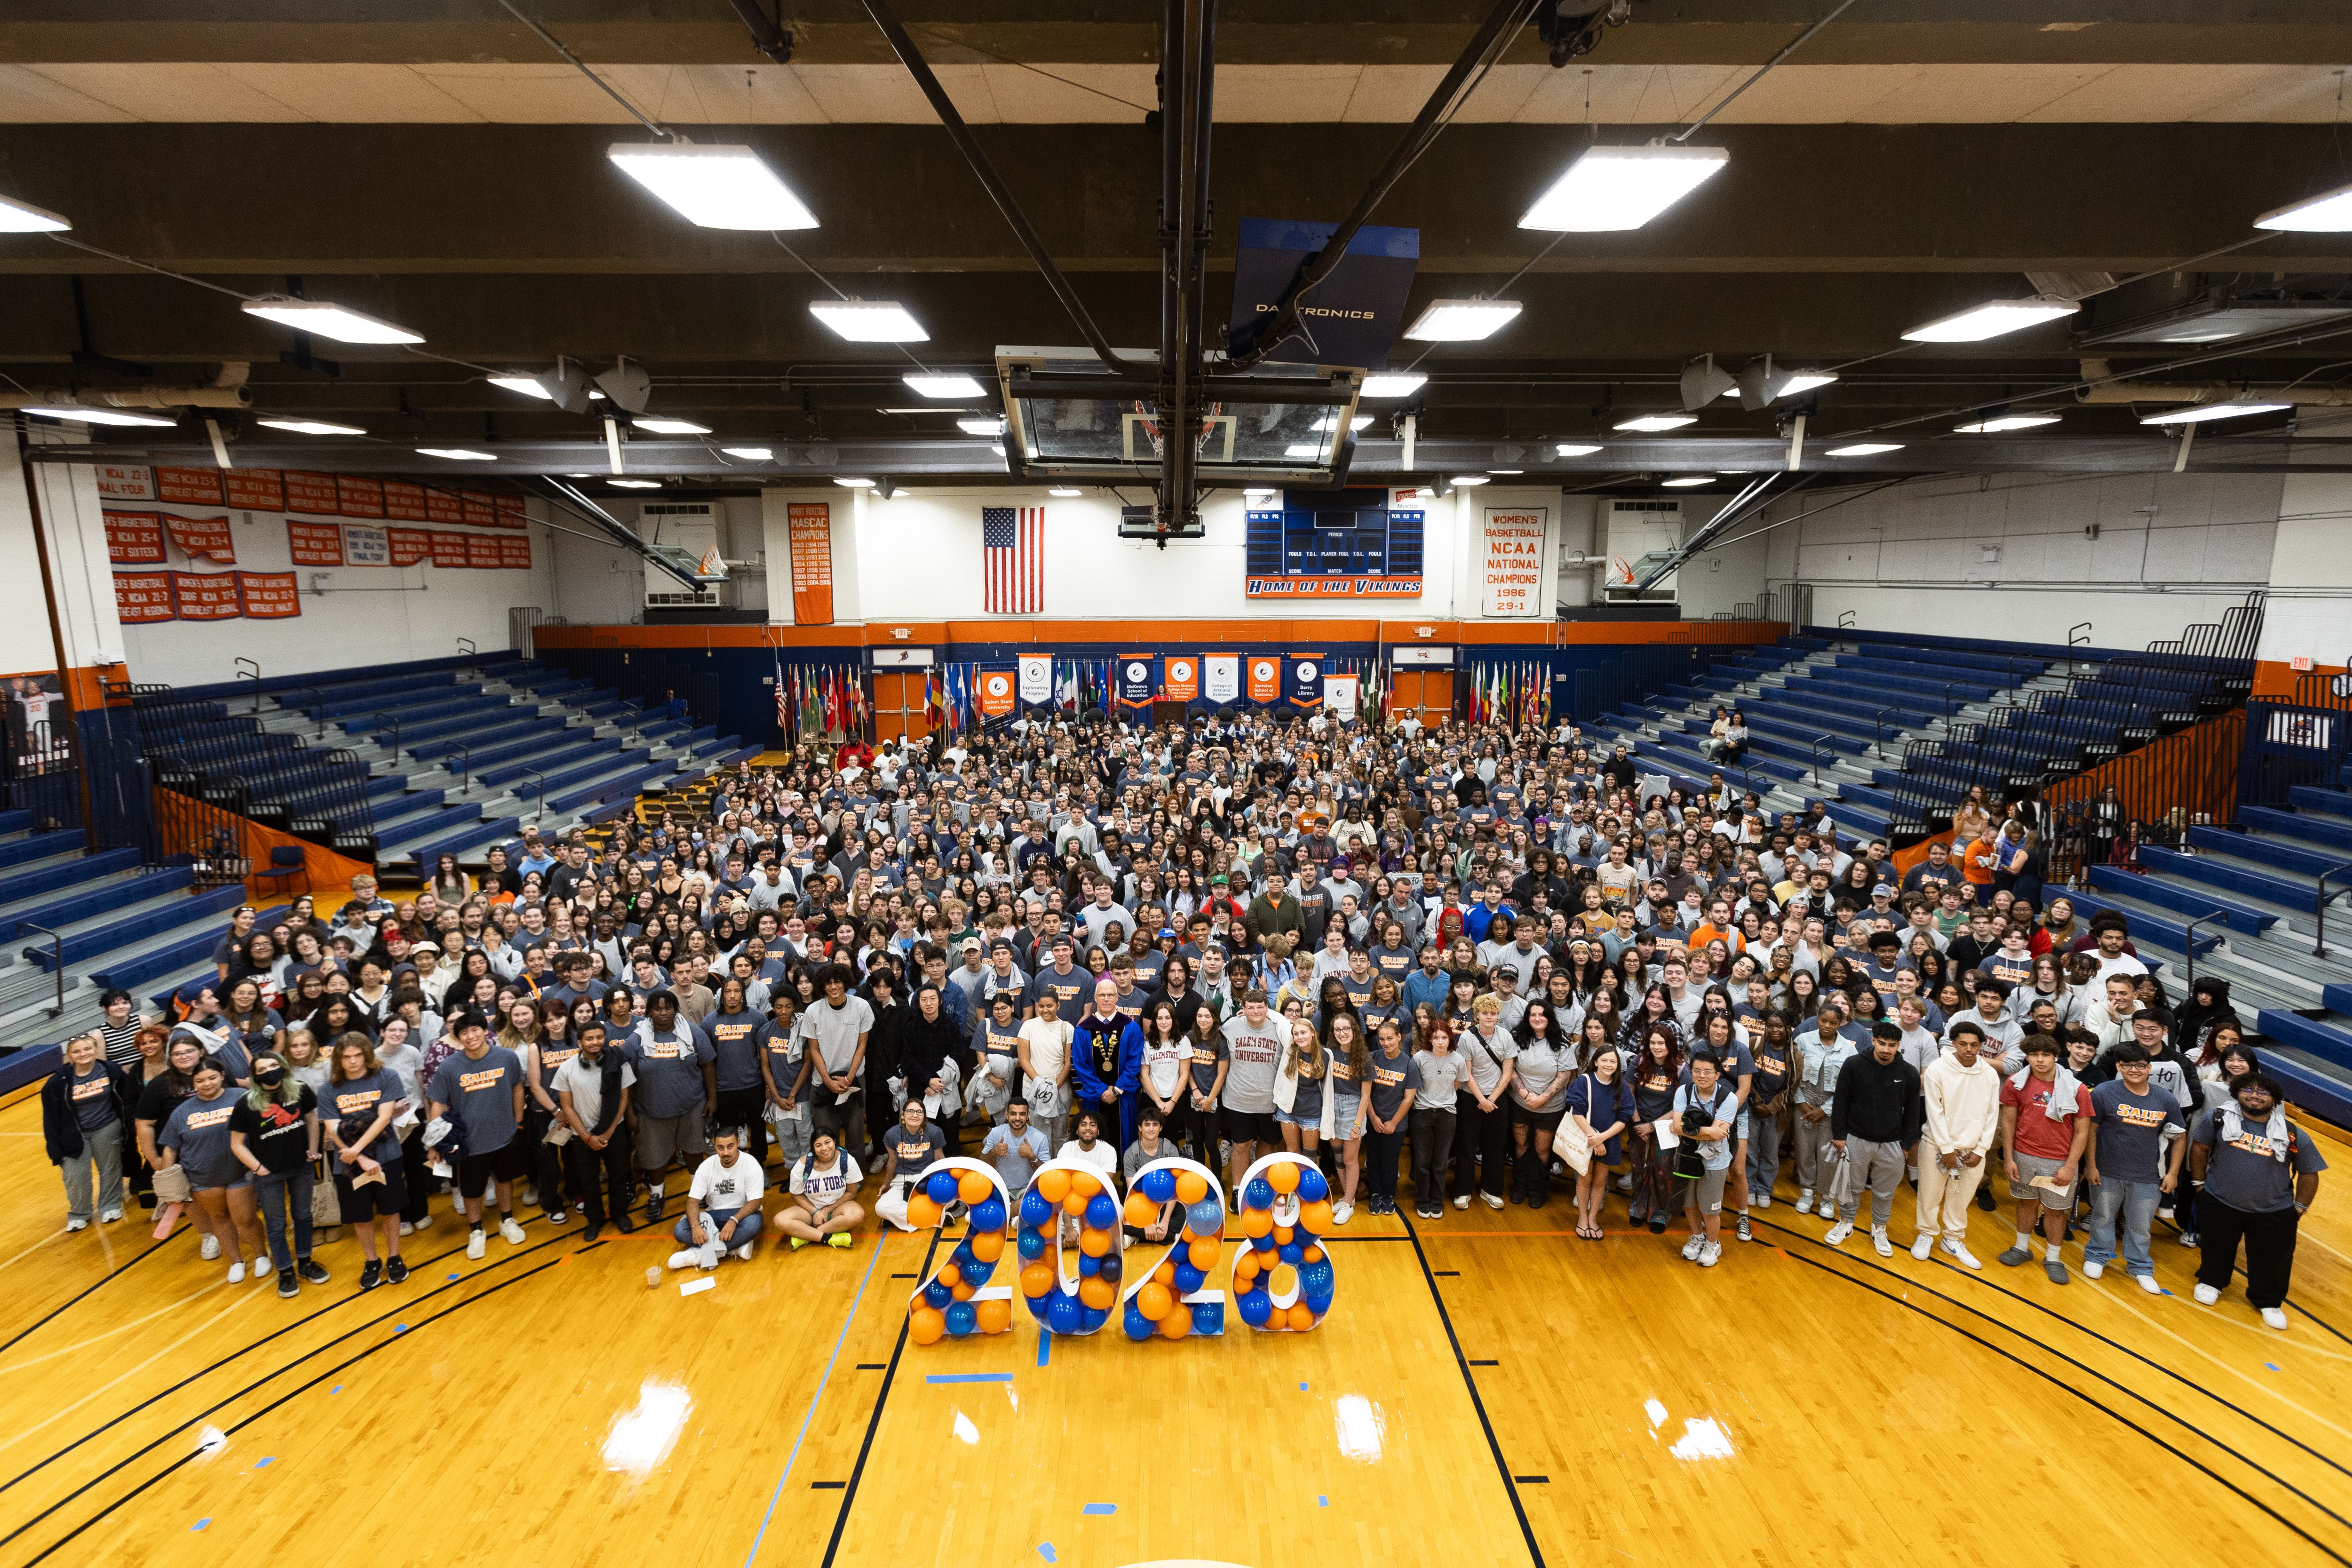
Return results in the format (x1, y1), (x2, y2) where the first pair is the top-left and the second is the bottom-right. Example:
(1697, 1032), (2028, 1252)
(1554, 443), (1604, 457)
(1779, 372), (1838, 396)
(257, 417), (366, 436)
(1826, 442), (1904, 456)
(1680, 354), (1737, 411)
(489, 374), (554, 401)
(721, 446), (774, 460)
(957, 416), (1007, 436)
(834, 476), (875, 488)
(902, 373), (983, 398)
(1954, 414), (2061, 433)
(1900, 295), (2077, 343)
(1309, 415), (1373, 433)
(23, 404), (176, 428)
(1448, 474), (1491, 486)
(810, 299), (928, 342)
(1048, 487), (1082, 498)
(416, 447), (496, 461)
(606, 142), (818, 231)
(2137, 401), (2292, 425)
(1661, 475), (1712, 487)
(0, 193), (70, 232)
(1403, 299), (1522, 342)
(1359, 373), (1427, 398)
(2256, 182), (2352, 232)
(1613, 413), (1696, 432)
(609, 477), (661, 488)
(632, 417), (710, 435)
(242, 296), (424, 345)
(1283, 443), (1324, 459)
(1518, 143), (1731, 232)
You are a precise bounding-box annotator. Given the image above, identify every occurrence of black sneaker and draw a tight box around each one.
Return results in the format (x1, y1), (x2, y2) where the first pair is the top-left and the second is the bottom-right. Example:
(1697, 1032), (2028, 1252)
(277, 1270), (298, 1298)
(1647, 1215), (1669, 1234)
(385, 1257), (409, 1285)
(297, 1259), (330, 1285)
(583, 1220), (604, 1243)
(1975, 1187), (1997, 1212)
(359, 1259), (383, 1291)
(615, 1213), (637, 1234)
(644, 1194), (666, 1223)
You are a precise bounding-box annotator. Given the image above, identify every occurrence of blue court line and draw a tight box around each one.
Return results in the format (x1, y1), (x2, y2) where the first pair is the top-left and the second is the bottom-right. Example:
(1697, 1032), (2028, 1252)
(191, 1519), (210, 1531)
(1082, 1503), (1116, 1516)
(1038, 1546), (1057, 1562)
(742, 1232), (887, 1568)
(925, 1373), (1014, 1384)
(1036, 1329), (1051, 1367)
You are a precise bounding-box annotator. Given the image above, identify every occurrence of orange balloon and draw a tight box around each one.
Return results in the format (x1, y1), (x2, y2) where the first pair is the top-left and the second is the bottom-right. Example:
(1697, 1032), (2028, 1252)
(1273, 1224), (1294, 1246)
(969, 1230), (1005, 1263)
(1136, 1281), (1173, 1320)
(1286, 1303), (1317, 1331)
(1240, 1208), (1273, 1239)
(1079, 1276), (1115, 1311)
(910, 1306), (946, 1345)
(1187, 1238), (1220, 1271)
(1299, 1200), (1333, 1234)
(1037, 1169), (1072, 1206)
(908, 1195), (943, 1229)
(952, 1281), (976, 1301)
(1078, 1228), (1112, 1258)
(1268, 1160), (1301, 1194)
(1153, 1260), (1177, 1287)
(1125, 1192), (1160, 1227)
(976, 1297), (1012, 1334)
(1174, 1171), (1209, 1206)
(1302, 1245), (1325, 1265)
(1233, 1250), (1261, 1281)
(1159, 1303), (1192, 1339)
(936, 1262), (961, 1289)
(958, 1170), (994, 1206)
(1069, 1172), (1101, 1200)
(1021, 1262), (1055, 1298)
(1063, 1192), (1090, 1218)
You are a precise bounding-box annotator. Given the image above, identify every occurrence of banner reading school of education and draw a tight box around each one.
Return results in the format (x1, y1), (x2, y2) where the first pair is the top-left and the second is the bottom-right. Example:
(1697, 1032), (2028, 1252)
(1116, 654), (1162, 708)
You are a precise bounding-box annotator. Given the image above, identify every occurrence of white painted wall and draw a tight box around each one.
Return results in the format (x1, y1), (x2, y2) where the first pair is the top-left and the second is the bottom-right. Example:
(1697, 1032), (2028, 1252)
(1554, 493), (1601, 608)
(545, 494), (768, 625)
(2255, 462), (2352, 667)
(0, 433), (123, 677)
(1756, 468), (2281, 647)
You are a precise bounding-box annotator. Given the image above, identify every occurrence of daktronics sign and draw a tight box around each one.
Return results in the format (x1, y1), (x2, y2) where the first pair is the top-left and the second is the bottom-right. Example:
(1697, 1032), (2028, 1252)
(1245, 575), (1424, 598)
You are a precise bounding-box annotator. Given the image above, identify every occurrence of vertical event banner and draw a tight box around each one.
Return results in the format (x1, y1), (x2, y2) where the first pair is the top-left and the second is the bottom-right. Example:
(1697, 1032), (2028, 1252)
(236, 571), (301, 619)
(978, 669), (1017, 717)
(93, 463), (154, 501)
(787, 502), (834, 625)
(287, 520), (344, 566)
(113, 572), (175, 623)
(169, 572), (242, 621)
(1016, 653), (1053, 705)
(282, 470), (341, 514)
(499, 535), (532, 569)
(102, 510), (167, 565)
(1480, 505), (1549, 618)
(386, 528), (431, 565)
(1286, 654), (1324, 709)
(224, 469), (285, 510)
(1203, 654), (1240, 703)
(163, 514), (236, 564)
(1324, 675), (1360, 721)
(1246, 655), (1281, 703)
(1116, 654), (1162, 708)
(343, 524), (391, 566)
(155, 466), (223, 504)
(1162, 655), (1200, 702)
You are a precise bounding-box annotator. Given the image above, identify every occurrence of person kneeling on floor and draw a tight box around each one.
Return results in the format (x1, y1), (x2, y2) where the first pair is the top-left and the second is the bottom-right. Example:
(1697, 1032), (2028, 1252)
(668, 1126), (764, 1270)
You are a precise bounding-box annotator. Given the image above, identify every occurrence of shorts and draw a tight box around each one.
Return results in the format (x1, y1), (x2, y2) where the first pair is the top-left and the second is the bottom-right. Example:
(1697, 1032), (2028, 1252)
(1222, 1108), (1279, 1148)
(152, 1163), (193, 1204)
(1331, 1088), (1366, 1140)
(456, 1140), (527, 1200)
(1677, 1164), (1729, 1215)
(1510, 1102), (1565, 1134)
(635, 1107), (709, 1172)
(1277, 1105), (1327, 1132)
(2012, 1152), (2074, 1208)
(335, 1160), (410, 1219)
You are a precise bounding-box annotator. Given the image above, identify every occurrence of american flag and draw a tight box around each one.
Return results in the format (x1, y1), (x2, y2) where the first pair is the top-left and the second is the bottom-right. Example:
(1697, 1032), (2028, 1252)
(983, 505), (1043, 613)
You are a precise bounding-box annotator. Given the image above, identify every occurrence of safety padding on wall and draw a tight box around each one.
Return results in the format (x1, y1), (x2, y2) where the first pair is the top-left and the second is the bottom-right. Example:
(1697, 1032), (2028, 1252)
(906, 1157), (1016, 1345)
(1017, 1159), (1123, 1336)
(1118, 1157), (1228, 1341)
(1231, 1152), (1336, 1332)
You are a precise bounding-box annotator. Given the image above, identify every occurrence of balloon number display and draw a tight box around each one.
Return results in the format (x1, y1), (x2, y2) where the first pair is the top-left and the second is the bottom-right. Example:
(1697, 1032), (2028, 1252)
(1231, 1152), (1337, 1333)
(1017, 1160), (1123, 1337)
(1120, 1158), (1228, 1341)
(905, 1158), (1017, 1345)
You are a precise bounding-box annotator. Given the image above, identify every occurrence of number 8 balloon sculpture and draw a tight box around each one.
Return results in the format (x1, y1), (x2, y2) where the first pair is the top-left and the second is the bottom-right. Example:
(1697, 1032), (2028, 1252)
(903, 1158), (1016, 1345)
(1119, 1156), (1228, 1340)
(1230, 1151), (1336, 1332)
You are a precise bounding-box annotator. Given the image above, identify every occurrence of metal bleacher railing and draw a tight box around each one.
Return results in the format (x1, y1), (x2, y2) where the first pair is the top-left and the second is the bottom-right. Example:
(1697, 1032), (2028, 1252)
(536, 644), (723, 746)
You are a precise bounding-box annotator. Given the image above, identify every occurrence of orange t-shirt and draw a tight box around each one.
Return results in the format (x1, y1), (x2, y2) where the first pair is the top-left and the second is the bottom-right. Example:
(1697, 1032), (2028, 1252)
(1963, 835), (2000, 887)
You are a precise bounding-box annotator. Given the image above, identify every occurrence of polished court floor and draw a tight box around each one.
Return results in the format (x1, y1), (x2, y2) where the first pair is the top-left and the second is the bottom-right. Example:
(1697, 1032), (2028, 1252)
(3, 1082), (2349, 1568)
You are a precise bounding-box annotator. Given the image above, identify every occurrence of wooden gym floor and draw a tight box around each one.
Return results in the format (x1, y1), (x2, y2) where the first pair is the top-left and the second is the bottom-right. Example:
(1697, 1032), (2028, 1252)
(1, 1083), (2348, 1568)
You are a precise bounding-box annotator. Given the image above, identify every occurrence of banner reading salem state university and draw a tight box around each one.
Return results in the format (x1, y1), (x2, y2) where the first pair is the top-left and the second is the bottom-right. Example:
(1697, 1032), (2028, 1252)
(1116, 653), (1162, 708)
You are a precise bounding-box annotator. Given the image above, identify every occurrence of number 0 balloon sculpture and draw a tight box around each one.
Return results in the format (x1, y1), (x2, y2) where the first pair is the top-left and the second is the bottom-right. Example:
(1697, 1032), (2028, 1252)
(903, 1158), (1016, 1345)
(1017, 1159), (1124, 1336)
(1230, 1151), (1336, 1332)
(1119, 1157), (1228, 1341)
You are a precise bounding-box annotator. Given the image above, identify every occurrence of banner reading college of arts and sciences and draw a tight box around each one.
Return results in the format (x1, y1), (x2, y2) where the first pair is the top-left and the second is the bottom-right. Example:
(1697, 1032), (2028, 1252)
(1017, 653), (1053, 706)
(1203, 655), (1240, 704)
(1116, 653), (1162, 709)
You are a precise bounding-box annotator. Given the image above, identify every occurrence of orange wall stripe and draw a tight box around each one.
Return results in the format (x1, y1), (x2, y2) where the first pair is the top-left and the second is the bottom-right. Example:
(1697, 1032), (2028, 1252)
(535, 620), (1787, 652)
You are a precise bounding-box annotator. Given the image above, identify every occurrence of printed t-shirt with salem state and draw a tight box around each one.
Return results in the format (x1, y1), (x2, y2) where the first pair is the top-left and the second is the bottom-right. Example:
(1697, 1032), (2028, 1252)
(429, 1045), (524, 1154)
(624, 1021), (716, 1118)
(326, 1071), (408, 1163)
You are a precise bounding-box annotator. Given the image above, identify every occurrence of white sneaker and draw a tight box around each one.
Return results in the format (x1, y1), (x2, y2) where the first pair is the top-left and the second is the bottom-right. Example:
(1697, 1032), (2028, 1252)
(1910, 1233), (1934, 1261)
(100, 1209), (121, 1224)
(1697, 1241), (1721, 1268)
(65, 1218), (87, 1233)
(1453, 1194), (1471, 1210)
(1681, 1233), (1706, 1261)
(2193, 1283), (2220, 1305)
(667, 1250), (698, 1270)
(200, 1234), (222, 1261)
(1613, 1175), (1633, 1194)
(1795, 1191), (1814, 1216)
(226, 1262), (246, 1284)
(498, 1216), (526, 1246)
(548, 1209), (568, 1226)
(2135, 1273), (2163, 1296)
(1871, 1226), (1893, 1257)
(734, 1242), (755, 1261)
(1481, 1192), (1505, 1211)
(1752, 1193), (1772, 1210)
(2262, 1307), (2289, 1330)
(2082, 1258), (2104, 1280)
(1823, 1222), (1853, 1246)
(1942, 1240), (1981, 1271)
(398, 1221), (414, 1236)
(1332, 1201), (1354, 1227)
(414, 1213), (433, 1231)
(466, 1229), (486, 1260)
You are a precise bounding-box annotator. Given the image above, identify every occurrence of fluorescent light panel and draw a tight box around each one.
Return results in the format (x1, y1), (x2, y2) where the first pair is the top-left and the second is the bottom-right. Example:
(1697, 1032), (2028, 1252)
(721, 446), (774, 460)
(902, 374), (983, 398)
(2137, 401), (2291, 425)
(1518, 143), (1730, 233)
(1826, 442), (1904, 456)
(632, 417), (709, 435)
(1282, 443), (1326, 459)
(1613, 413), (1695, 432)
(1555, 443), (1603, 456)
(1954, 414), (2061, 433)
(1047, 487), (1081, 497)
(1901, 295), (2076, 343)
(1661, 476), (1712, 487)
(242, 296), (423, 345)
(957, 417), (1006, 436)
(24, 405), (175, 428)
(415, 446), (495, 460)
(489, 374), (553, 400)
(809, 300), (927, 342)
(1448, 474), (1491, 486)
(1360, 373), (1426, 398)
(834, 476), (875, 488)
(1780, 372), (1838, 396)
(257, 417), (366, 436)
(1404, 299), (1522, 342)
(609, 478), (661, 488)
(0, 193), (70, 233)
(606, 142), (817, 231)
(2256, 182), (2352, 232)
(1309, 415), (1373, 432)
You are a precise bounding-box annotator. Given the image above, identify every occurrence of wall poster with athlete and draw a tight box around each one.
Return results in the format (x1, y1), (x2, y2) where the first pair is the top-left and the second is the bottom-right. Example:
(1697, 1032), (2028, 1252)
(2, 672), (68, 777)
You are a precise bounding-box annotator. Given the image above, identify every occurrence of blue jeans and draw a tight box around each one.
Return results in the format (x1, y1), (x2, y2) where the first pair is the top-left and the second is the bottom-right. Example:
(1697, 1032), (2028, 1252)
(673, 1207), (763, 1249)
(2085, 1177), (2161, 1276)
(252, 1165), (315, 1274)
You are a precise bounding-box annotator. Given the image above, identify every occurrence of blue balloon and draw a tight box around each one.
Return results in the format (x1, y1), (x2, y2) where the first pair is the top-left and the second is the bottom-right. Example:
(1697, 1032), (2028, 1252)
(1302, 1285), (1333, 1315)
(961, 1257), (995, 1287)
(943, 1300), (977, 1337)
(927, 1171), (960, 1206)
(923, 1279), (954, 1311)
(1297, 1166), (1329, 1202)
(1124, 1304), (1155, 1340)
(969, 1197), (1007, 1233)
(1173, 1261), (1205, 1295)
(1235, 1289), (1274, 1327)
(1244, 1178), (1275, 1210)
(1300, 1259), (1335, 1296)
(1046, 1291), (1083, 1334)
(1017, 1226), (1047, 1260)
(1191, 1299), (1225, 1335)
(1250, 1231), (1277, 1253)
(1186, 1197), (1224, 1236)
(1079, 1252), (1101, 1278)
(1139, 1168), (1177, 1204)
(1097, 1252), (1122, 1281)
(1278, 1241), (1304, 1266)
(953, 1240), (974, 1265)
(1084, 1194), (1118, 1230)
(1021, 1191), (1054, 1228)
(1025, 1290), (1053, 1322)
(1080, 1305), (1108, 1331)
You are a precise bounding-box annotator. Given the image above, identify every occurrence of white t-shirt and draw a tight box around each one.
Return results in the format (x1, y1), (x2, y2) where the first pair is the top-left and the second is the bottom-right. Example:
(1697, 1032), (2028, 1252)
(1020, 1018), (1071, 1084)
(790, 1153), (863, 1208)
(1056, 1138), (1118, 1182)
(1141, 1032), (1186, 1101)
(689, 1153), (765, 1211)
(550, 1054), (636, 1130)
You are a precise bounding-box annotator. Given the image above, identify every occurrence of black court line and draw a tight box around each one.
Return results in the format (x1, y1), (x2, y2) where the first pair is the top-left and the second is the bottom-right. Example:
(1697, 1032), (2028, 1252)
(0, 1225), (185, 1357)
(1398, 1210), (1546, 1568)
(2155, 1214), (2352, 1348)
(890, 1273), (917, 1279)
(0, 1232), (588, 1551)
(1432, 1269), (1460, 1277)
(854, 1363), (887, 1371)
(1514, 1475), (1550, 1484)
(1753, 1214), (2352, 1486)
(1, 1220), (557, 1496)
(817, 1227), (943, 1568)
(809, 1481), (847, 1490)
(1468, 1359), (1499, 1366)
(1765, 1240), (2352, 1564)
(18, 1243), (598, 1567)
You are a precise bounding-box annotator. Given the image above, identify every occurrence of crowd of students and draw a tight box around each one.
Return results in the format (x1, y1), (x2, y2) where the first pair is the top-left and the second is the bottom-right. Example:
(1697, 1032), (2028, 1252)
(35, 707), (2322, 1326)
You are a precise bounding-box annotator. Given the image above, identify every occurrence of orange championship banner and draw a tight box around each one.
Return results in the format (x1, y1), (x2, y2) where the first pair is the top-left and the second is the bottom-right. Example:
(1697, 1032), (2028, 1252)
(1246, 655), (1281, 703)
(335, 475), (386, 518)
(977, 668), (1017, 717)
(287, 520), (343, 566)
(169, 572), (242, 621)
(382, 480), (430, 521)
(93, 463), (154, 501)
(386, 527), (432, 565)
(154, 466), (224, 505)
(787, 501), (835, 625)
(1163, 654), (1200, 701)
(113, 571), (175, 623)
(461, 492), (499, 528)
(162, 513), (235, 564)
(429, 531), (470, 568)
(223, 468), (286, 510)
(465, 532), (502, 568)
(498, 534), (532, 569)
(236, 571), (301, 619)
(281, 470), (341, 514)
(424, 488), (465, 525)
(102, 509), (167, 565)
